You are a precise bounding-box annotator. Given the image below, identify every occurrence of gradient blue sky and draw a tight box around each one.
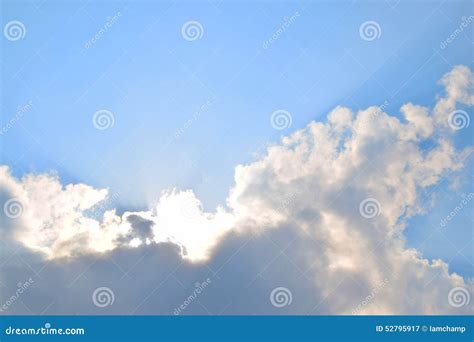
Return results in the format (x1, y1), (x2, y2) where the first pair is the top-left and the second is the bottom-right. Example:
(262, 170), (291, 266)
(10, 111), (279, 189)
(1, 0), (473, 278)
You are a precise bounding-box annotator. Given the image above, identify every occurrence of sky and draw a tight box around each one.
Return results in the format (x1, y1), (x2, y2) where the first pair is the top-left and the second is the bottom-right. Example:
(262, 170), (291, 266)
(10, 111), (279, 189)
(0, 0), (473, 315)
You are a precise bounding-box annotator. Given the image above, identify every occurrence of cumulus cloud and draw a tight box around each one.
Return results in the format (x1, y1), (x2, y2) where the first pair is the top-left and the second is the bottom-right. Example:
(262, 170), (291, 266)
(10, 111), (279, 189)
(0, 170), (234, 261)
(0, 65), (473, 314)
(0, 167), (127, 258)
(434, 64), (474, 126)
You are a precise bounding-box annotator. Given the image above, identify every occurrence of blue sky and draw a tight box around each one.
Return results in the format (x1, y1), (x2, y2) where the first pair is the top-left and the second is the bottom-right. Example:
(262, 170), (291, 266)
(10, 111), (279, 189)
(1, 0), (473, 287)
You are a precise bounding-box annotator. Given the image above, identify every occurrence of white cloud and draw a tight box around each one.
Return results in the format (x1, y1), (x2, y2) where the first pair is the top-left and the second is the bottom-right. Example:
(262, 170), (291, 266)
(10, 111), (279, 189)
(0, 169), (233, 261)
(0, 65), (473, 314)
(0, 167), (130, 258)
(434, 64), (474, 127)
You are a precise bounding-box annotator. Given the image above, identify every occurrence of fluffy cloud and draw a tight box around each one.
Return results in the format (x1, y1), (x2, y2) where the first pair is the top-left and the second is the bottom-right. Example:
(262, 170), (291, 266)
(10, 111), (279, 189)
(0, 167), (129, 258)
(0, 65), (472, 314)
(434, 64), (474, 127)
(0, 170), (234, 261)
